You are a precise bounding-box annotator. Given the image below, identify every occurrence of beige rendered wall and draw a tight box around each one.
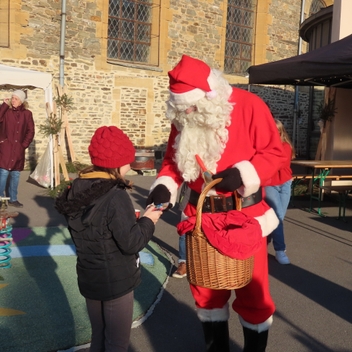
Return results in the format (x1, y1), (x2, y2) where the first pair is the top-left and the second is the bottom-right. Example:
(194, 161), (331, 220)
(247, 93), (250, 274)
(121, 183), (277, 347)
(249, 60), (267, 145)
(328, 0), (352, 161)
(331, 0), (352, 41)
(330, 89), (352, 164)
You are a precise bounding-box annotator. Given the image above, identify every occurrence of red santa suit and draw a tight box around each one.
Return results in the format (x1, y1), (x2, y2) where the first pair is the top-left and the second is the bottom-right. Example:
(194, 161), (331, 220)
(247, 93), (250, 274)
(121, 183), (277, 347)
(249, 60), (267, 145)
(149, 55), (286, 349)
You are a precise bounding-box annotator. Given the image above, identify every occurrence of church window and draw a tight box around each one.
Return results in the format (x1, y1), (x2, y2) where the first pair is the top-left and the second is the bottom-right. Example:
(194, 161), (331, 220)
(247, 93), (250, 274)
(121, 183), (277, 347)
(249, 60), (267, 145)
(224, 0), (257, 75)
(107, 0), (160, 66)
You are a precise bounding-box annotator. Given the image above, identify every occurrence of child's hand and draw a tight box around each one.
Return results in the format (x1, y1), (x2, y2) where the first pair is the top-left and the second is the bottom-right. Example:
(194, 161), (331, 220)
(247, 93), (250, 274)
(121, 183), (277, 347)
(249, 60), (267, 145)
(143, 205), (163, 224)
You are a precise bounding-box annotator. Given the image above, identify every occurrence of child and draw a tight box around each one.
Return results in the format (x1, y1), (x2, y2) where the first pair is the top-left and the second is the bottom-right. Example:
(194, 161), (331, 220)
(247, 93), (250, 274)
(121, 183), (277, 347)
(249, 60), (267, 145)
(265, 119), (295, 264)
(55, 126), (162, 352)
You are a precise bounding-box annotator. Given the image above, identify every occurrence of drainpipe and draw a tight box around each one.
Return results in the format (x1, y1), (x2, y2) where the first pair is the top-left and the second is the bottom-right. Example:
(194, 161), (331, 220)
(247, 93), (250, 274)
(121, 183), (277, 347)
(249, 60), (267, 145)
(59, 0), (67, 87)
(293, 0), (306, 154)
(50, 0), (67, 188)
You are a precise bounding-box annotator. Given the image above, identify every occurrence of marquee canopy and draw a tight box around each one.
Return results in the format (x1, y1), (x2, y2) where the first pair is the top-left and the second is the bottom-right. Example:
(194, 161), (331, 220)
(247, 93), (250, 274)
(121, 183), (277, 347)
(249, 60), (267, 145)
(247, 33), (352, 88)
(0, 64), (53, 103)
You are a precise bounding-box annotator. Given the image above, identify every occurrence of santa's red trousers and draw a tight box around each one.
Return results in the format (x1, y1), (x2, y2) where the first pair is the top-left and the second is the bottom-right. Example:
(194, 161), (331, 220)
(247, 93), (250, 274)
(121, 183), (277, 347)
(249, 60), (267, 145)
(190, 236), (275, 325)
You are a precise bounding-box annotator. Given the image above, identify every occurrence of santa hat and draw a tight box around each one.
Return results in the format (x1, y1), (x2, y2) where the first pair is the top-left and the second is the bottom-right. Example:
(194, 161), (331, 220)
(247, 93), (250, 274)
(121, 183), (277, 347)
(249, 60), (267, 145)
(168, 55), (218, 105)
(88, 126), (135, 168)
(12, 90), (26, 103)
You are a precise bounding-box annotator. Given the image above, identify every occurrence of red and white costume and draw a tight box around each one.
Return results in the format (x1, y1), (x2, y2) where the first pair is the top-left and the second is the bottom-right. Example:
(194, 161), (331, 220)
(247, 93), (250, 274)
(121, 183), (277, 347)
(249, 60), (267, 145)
(150, 55), (286, 333)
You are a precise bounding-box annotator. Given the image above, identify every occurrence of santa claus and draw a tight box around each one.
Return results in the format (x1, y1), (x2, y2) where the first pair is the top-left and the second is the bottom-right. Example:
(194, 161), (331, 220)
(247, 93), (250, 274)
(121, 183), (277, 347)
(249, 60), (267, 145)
(147, 55), (286, 352)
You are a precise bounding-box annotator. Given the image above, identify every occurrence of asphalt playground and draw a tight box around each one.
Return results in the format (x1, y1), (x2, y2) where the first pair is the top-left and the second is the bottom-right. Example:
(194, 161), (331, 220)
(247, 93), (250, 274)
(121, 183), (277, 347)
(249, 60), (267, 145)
(0, 169), (352, 352)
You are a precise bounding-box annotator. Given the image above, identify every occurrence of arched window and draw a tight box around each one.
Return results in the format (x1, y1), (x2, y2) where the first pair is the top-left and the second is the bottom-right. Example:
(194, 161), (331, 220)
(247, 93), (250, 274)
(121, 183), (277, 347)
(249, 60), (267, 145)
(310, 0), (327, 16)
(224, 0), (257, 75)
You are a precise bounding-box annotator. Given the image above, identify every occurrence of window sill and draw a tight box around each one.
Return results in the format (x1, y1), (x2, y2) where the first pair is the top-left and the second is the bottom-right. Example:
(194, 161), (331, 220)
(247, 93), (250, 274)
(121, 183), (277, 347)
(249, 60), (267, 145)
(107, 60), (163, 72)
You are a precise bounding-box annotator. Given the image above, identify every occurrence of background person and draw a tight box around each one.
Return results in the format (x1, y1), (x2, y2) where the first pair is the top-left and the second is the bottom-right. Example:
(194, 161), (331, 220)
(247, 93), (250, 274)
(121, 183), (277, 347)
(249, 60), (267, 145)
(55, 126), (162, 352)
(265, 119), (295, 265)
(172, 233), (187, 278)
(172, 183), (190, 278)
(146, 55), (285, 352)
(0, 90), (35, 208)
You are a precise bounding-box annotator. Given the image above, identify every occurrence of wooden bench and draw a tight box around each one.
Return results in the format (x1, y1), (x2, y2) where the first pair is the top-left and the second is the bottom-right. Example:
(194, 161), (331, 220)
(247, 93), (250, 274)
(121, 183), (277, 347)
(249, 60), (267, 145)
(292, 174), (352, 193)
(291, 174), (352, 206)
(291, 174), (341, 198)
(318, 184), (352, 221)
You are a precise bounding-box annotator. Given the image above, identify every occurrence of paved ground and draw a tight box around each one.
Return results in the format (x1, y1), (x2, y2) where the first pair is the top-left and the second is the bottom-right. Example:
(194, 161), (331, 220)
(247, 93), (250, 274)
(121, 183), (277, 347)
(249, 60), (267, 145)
(7, 170), (352, 351)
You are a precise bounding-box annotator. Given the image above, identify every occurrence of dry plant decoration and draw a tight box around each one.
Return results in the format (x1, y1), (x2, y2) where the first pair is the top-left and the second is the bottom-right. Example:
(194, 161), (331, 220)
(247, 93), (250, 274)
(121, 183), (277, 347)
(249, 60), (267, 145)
(38, 94), (74, 137)
(39, 112), (64, 137)
(55, 93), (74, 113)
(318, 97), (337, 128)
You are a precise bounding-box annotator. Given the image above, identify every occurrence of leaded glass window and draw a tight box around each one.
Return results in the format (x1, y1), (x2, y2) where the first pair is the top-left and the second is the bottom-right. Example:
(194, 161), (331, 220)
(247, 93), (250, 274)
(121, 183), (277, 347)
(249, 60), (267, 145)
(224, 0), (257, 75)
(108, 0), (157, 64)
(310, 0), (327, 16)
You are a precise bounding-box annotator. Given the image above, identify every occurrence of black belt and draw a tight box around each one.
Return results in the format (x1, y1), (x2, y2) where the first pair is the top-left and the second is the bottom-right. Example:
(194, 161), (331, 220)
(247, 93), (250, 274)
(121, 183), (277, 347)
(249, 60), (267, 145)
(189, 187), (262, 213)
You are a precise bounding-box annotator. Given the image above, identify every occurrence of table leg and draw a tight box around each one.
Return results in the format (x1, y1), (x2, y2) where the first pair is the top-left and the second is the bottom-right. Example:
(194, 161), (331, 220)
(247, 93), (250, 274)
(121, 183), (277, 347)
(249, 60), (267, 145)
(308, 168), (315, 211)
(340, 192), (348, 222)
(308, 168), (330, 216)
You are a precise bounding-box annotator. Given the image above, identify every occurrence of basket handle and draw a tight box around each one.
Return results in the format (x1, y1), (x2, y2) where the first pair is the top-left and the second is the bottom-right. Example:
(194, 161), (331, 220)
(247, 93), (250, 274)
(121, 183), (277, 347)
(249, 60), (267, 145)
(194, 178), (221, 231)
(194, 178), (242, 232)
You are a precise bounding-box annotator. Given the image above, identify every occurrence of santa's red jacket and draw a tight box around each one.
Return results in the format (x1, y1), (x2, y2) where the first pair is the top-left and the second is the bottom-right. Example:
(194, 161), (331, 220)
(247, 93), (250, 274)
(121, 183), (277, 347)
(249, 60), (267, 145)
(151, 87), (286, 238)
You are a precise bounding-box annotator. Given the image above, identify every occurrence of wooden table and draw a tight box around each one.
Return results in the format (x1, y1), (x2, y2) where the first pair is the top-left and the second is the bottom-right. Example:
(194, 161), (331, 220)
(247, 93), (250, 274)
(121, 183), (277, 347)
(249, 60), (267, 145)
(319, 185), (352, 221)
(291, 160), (352, 215)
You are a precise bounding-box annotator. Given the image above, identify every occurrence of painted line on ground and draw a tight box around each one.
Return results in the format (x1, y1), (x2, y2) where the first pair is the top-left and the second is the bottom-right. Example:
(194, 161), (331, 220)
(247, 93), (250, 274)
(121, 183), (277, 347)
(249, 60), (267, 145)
(9, 245), (154, 265)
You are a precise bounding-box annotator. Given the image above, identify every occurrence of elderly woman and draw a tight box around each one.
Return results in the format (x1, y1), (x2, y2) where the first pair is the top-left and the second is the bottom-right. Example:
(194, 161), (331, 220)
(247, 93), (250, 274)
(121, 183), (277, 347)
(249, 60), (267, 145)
(0, 90), (35, 208)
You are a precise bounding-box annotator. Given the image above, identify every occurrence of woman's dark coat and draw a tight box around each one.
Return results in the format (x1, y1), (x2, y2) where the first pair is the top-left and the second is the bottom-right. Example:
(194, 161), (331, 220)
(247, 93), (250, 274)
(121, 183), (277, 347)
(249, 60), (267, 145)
(0, 102), (35, 171)
(55, 175), (155, 301)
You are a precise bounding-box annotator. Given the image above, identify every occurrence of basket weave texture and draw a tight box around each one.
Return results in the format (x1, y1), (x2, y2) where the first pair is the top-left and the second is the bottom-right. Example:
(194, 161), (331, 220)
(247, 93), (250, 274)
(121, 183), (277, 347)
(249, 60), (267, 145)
(186, 178), (254, 290)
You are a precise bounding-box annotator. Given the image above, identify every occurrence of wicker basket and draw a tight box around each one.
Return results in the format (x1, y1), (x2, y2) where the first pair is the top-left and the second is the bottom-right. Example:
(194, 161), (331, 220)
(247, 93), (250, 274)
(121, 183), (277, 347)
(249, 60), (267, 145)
(186, 178), (254, 290)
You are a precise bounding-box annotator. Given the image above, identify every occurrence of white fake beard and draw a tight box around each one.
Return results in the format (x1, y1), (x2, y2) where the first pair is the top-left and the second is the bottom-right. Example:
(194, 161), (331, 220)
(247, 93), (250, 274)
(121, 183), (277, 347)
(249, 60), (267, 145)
(167, 93), (233, 182)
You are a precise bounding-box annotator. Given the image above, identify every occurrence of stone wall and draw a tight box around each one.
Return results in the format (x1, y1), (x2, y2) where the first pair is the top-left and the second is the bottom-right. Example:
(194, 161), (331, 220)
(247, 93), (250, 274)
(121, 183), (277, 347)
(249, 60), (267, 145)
(0, 0), (320, 169)
(267, 0), (303, 61)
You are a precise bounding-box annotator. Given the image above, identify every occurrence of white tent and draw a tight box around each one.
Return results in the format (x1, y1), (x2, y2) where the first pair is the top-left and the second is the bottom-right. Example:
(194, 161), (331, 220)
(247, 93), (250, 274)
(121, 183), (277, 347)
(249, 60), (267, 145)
(0, 64), (54, 187)
(0, 64), (53, 103)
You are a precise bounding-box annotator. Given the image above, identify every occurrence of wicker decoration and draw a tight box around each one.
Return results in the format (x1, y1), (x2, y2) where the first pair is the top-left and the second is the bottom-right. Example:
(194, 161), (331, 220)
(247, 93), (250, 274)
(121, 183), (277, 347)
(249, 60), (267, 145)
(186, 178), (254, 290)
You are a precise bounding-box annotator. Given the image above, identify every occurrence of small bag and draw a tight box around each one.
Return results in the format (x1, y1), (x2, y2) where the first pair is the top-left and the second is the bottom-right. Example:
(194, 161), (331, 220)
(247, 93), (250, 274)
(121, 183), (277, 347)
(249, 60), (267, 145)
(30, 142), (52, 188)
(186, 178), (255, 290)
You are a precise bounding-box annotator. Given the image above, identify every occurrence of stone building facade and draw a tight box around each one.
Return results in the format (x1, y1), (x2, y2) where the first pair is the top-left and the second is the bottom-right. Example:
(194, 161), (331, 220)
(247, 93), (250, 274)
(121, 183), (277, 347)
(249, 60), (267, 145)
(0, 0), (332, 168)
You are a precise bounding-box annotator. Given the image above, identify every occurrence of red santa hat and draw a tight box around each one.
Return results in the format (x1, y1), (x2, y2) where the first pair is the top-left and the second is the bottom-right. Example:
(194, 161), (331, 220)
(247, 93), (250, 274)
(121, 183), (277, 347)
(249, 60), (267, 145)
(168, 55), (218, 105)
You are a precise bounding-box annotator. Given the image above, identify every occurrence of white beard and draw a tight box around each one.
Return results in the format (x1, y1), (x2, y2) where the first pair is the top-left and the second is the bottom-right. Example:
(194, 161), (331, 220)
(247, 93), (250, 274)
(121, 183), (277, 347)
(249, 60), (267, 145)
(166, 77), (234, 182)
(174, 124), (225, 182)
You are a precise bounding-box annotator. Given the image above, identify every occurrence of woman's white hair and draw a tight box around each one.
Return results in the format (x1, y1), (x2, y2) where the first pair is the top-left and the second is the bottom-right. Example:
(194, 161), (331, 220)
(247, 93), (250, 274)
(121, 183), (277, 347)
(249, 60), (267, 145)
(166, 69), (234, 182)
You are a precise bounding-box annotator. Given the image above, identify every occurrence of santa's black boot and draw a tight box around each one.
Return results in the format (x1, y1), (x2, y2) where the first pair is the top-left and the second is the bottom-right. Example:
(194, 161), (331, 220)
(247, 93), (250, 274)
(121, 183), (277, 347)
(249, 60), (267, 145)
(242, 327), (269, 352)
(201, 321), (230, 352)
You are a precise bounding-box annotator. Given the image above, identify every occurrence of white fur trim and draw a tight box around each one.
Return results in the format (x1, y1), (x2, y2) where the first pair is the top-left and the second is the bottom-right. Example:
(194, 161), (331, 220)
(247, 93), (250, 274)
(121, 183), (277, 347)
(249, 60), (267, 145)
(205, 90), (217, 99)
(169, 88), (205, 105)
(150, 176), (179, 207)
(235, 161), (260, 197)
(197, 303), (229, 322)
(207, 70), (217, 91)
(254, 208), (279, 237)
(239, 315), (273, 333)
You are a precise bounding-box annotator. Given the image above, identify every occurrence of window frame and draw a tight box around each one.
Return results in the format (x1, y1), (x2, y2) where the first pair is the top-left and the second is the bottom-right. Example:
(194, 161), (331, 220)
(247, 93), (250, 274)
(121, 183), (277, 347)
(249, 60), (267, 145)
(0, 0), (10, 48)
(107, 0), (161, 67)
(224, 0), (257, 75)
